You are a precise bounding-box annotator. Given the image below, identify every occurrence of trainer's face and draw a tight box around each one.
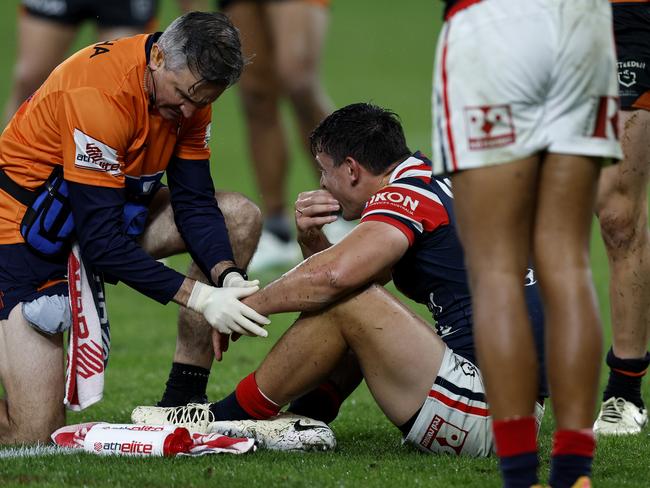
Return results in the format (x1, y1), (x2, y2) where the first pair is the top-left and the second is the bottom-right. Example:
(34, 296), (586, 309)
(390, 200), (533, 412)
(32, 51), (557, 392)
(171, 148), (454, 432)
(149, 45), (226, 121)
(316, 152), (366, 220)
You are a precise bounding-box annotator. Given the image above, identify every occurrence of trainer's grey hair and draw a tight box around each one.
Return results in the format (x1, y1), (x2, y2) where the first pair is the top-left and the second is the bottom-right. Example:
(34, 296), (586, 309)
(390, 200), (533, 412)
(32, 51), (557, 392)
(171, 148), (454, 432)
(157, 11), (244, 87)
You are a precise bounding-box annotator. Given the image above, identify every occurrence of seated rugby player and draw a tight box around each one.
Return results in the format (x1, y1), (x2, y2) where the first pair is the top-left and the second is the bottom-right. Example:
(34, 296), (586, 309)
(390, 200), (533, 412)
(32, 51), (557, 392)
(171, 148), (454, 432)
(133, 103), (547, 456)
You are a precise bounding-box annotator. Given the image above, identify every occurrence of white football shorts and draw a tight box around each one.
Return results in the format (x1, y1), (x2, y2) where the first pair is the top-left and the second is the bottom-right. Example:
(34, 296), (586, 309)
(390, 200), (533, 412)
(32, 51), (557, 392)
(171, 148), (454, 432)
(432, 0), (623, 174)
(404, 346), (493, 457)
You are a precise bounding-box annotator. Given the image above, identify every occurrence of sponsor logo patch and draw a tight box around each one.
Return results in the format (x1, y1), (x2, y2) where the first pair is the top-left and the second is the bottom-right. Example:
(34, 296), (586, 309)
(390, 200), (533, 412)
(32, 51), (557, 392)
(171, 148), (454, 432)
(74, 129), (121, 176)
(464, 105), (515, 150)
(367, 191), (420, 212)
(420, 415), (468, 455)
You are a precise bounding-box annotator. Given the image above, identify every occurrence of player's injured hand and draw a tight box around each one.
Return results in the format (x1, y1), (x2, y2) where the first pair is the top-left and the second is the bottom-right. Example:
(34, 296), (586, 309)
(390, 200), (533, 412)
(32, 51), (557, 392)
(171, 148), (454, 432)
(187, 281), (269, 337)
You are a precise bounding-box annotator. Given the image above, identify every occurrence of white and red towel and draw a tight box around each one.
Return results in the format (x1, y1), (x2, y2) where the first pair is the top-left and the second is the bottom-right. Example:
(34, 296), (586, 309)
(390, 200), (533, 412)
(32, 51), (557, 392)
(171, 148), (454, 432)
(51, 423), (256, 456)
(64, 244), (110, 411)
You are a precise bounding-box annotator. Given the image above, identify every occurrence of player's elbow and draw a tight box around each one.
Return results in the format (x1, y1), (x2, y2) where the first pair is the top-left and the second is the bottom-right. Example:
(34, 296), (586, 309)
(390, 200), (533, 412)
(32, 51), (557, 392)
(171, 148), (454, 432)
(313, 261), (359, 303)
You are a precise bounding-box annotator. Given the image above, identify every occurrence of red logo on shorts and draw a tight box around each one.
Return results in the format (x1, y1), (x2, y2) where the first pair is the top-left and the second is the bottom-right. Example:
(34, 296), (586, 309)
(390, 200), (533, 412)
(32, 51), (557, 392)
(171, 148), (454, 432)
(464, 105), (515, 150)
(420, 415), (469, 455)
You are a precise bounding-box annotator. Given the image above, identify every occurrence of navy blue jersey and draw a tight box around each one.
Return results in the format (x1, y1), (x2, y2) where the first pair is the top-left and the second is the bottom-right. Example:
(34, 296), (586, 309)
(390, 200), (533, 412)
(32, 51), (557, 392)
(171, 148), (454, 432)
(361, 152), (546, 394)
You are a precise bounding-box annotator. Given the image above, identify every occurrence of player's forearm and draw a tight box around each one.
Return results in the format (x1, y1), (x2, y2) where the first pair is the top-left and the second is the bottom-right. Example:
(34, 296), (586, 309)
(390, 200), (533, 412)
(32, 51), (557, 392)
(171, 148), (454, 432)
(244, 252), (356, 315)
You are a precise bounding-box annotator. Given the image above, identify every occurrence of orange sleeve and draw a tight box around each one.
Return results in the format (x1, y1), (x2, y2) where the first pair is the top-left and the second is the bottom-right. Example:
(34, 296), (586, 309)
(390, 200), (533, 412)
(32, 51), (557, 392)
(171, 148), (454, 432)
(174, 106), (212, 160)
(59, 88), (133, 188)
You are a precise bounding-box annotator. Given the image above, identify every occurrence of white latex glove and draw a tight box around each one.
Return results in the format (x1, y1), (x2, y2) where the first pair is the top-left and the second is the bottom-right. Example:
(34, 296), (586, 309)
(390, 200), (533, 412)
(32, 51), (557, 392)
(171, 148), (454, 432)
(221, 271), (259, 288)
(187, 281), (269, 337)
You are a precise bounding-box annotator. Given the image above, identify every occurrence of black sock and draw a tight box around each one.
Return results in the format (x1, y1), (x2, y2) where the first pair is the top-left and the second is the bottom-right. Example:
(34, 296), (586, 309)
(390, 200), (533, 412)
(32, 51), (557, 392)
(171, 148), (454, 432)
(264, 215), (291, 243)
(288, 381), (342, 424)
(157, 362), (210, 407)
(209, 392), (252, 421)
(603, 348), (650, 408)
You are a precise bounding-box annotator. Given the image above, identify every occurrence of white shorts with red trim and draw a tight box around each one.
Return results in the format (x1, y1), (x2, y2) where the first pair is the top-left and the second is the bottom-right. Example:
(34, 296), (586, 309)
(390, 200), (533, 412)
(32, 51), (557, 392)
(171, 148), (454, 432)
(432, 0), (623, 174)
(403, 347), (493, 457)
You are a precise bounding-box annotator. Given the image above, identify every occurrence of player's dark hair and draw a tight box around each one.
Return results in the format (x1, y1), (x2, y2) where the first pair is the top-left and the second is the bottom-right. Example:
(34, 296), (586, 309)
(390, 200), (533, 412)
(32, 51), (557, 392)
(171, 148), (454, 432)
(310, 103), (411, 175)
(158, 11), (245, 87)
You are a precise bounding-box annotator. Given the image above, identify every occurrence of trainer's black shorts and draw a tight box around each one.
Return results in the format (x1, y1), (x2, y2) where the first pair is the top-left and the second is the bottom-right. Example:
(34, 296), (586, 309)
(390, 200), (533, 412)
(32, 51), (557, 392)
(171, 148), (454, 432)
(613, 2), (650, 110)
(21, 0), (158, 29)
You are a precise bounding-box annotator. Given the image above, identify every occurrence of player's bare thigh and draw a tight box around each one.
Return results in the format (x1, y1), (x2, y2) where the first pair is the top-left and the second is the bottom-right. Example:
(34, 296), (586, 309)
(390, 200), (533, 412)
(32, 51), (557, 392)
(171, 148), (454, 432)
(224, 1), (278, 95)
(265, 0), (329, 88)
(138, 187), (261, 260)
(0, 305), (65, 444)
(8, 13), (77, 117)
(451, 156), (539, 274)
(324, 285), (445, 425)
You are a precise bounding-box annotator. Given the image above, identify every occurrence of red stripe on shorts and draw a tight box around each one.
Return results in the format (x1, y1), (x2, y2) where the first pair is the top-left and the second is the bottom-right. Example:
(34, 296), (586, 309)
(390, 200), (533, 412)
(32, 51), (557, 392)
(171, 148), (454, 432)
(440, 25), (458, 171)
(429, 389), (490, 417)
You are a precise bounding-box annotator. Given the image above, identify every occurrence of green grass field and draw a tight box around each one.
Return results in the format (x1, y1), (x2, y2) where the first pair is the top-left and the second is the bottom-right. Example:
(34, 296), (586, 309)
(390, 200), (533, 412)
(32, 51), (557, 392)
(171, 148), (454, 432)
(1, 0), (650, 486)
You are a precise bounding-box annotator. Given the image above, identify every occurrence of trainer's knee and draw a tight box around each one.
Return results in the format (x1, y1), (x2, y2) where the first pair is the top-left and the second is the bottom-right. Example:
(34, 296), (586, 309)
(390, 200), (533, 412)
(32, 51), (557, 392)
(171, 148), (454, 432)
(0, 401), (64, 445)
(218, 192), (262, 261)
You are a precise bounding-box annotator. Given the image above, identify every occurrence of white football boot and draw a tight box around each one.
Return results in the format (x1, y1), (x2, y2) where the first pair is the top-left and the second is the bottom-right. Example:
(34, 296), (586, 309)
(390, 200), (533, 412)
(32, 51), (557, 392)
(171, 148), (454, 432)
(131, 403), (214, 433)
(132, 405), (336, 451)
(208, 413), (336, 452)
(593, 397), (648, 435)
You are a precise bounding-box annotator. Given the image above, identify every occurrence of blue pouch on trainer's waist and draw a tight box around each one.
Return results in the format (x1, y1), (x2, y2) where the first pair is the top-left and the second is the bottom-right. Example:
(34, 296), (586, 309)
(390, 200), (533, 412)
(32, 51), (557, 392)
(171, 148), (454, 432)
(20, 168), (74, 258)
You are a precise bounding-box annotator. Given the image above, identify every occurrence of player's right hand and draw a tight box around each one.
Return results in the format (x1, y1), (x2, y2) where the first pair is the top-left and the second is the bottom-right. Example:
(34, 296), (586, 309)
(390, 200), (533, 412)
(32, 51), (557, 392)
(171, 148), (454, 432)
(294, 189), (340, 234)
(187, 281), (270, 337)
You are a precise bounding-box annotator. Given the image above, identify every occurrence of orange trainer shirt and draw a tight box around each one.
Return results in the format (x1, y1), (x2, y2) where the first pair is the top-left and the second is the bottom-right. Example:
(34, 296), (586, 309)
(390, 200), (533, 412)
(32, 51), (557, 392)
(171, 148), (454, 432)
(0, 34), (211, 244)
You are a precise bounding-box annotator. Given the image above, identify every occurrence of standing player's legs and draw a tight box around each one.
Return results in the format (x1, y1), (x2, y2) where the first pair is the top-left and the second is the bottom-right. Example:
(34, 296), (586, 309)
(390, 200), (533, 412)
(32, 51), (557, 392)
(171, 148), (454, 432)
(138, 188), (262, 406)
(594, 109), (650, 434)
(225, 2), (293, 244)
(3, 12), (78, 124)
(450, 158), (541, 485)
(0, 305), (65, 444)
(266, 0), (349, 243)
(266, 0), (333, 164)
(533, 154), (603, 488)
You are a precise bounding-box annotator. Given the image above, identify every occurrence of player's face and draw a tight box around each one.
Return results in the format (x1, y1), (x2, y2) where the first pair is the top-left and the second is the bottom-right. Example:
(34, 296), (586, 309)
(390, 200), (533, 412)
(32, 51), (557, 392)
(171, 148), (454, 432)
(316, 152), (366, 220)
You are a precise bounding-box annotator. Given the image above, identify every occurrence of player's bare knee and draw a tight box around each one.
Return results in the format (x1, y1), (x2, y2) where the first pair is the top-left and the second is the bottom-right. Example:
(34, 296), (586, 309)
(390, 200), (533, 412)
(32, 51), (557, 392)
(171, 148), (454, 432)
(598, 204), (647, 255)
(240, 85), (278, 123)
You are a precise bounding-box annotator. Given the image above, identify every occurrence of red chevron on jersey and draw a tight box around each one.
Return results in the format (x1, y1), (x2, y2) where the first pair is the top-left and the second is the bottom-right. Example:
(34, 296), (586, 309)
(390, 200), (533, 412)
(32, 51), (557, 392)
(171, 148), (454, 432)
(361, 156), (449, 245)
(388, 156), (433, 183)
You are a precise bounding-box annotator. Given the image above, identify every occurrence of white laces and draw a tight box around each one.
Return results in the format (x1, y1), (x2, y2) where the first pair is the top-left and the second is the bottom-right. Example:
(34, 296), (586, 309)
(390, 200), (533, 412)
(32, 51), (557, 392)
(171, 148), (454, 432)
(600, 398), (627, 423)
(167, 403), (214, 426)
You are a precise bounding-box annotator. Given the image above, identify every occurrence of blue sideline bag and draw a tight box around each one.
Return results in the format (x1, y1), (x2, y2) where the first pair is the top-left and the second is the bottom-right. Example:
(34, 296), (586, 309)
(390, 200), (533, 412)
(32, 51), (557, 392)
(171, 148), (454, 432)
(20, 168), (74, 258)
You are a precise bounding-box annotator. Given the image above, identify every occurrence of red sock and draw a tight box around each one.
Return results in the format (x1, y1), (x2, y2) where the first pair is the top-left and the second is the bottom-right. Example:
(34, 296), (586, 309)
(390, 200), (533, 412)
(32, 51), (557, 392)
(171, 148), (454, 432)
(493, 416), (539, 488)
(549, 429), (595, 487)
(493, 416), (538, 457)
(551, 429), (595, 457)
(235, 372), (281, 419)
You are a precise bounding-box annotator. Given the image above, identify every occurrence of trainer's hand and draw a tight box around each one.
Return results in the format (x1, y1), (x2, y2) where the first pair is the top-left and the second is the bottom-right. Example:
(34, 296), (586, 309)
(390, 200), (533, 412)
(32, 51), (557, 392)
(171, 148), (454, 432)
(187, 281), (269, 337)
(221, 270), (259, 289)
